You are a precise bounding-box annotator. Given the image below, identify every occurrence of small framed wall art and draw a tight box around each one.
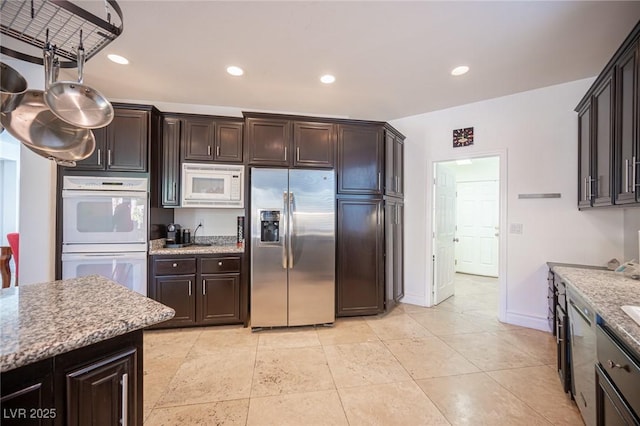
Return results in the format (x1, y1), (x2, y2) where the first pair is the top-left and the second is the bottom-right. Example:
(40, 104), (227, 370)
(453, 127), (474, 147)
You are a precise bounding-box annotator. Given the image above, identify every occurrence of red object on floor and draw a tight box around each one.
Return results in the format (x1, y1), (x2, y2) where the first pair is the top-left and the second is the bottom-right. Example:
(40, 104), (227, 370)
(7, 232), (19, 284)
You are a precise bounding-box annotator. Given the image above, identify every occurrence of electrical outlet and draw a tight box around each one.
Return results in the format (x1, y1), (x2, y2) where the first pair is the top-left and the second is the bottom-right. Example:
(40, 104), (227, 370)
(509, 223), (523, 234)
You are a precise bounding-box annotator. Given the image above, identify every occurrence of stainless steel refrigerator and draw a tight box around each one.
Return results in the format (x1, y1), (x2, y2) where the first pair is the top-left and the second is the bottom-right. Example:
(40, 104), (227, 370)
(250, 168), (335, 328)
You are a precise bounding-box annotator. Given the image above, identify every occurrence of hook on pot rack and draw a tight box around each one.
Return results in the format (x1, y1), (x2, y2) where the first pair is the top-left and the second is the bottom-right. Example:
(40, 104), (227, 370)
(0, 0), (123, 69)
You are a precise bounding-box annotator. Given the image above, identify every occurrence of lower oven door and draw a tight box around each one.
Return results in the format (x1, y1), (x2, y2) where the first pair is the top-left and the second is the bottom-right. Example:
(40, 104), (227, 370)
(61, 252), (147, 296)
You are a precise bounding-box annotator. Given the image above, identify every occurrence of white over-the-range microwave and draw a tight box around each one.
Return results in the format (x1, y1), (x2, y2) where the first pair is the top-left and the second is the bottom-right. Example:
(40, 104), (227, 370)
(181, 163), (244, 208)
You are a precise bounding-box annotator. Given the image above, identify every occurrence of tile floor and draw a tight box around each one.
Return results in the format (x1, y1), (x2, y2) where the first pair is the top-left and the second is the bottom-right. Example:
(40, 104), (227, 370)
(142, 273), (584, 425)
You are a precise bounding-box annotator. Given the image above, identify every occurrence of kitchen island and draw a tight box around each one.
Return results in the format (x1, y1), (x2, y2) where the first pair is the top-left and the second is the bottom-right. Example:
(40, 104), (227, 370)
(550, 265), (640, 425)
(0, 275), (174, 426)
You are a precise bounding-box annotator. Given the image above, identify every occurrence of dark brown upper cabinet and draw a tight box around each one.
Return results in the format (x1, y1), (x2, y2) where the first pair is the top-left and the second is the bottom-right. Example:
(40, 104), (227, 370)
(160, 116), (181, 207)
(576, 20), (640, 208)
(245, 115), (336, 168)
(293, 121), (335, 168)
(385, 128), (404, 198)
(615, 40), (640, 205)
(216, 121), (244, 163)
(337, 123), (384, 195)
(72, 106), (152, 172)
(182, 116), (215, 161)
(246, 117), (291, 166)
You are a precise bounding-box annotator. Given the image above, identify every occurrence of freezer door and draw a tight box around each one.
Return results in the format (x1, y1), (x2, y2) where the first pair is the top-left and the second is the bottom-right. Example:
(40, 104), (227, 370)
(288, 169), (336, 326)
(251, 168), (289, 327)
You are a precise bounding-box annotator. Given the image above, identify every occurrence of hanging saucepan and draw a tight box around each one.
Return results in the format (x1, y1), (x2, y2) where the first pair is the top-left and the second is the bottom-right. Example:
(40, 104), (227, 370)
(0, 61), (29, 133)
(21, 132), (96, 167)
(0, 90), (96, 155)
(44, 31), (114, 129)
(1, 62), (28, 113)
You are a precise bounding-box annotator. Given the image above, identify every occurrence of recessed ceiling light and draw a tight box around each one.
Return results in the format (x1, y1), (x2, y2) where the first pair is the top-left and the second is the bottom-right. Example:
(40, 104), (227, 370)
(320, 74), (336, 84)
(451, 65), (469, 76)
(227, 66), (244, 76)
(107, 54), (129, 65)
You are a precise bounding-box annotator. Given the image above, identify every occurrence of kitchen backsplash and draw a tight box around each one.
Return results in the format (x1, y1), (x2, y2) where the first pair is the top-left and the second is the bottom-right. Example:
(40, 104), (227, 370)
(173, 208), (245, 237)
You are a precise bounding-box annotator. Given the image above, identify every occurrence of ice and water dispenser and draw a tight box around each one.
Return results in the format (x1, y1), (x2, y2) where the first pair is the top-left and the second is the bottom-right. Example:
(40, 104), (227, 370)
(260, 211), (280, 243)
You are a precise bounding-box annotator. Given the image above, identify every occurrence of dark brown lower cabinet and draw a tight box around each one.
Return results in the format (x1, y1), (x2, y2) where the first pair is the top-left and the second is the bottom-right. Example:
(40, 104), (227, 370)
(0, 331), (142, 426)
(66, 348), (137, 426)
(596, 363), (638, 426)
(336, 198), (384, 316)
(149, 254), (246, 327)
(385, 198), (404, 309)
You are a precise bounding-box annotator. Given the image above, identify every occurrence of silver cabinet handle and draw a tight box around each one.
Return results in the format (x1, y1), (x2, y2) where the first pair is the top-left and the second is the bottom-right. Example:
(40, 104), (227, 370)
(216, 145), (220, 157)
(218, 261), (222, 266)
(97, 148), (101, 166)
(172, 263), (177, 267)
(172, 182), (177, 200)
(584, 177), (588, 201)
(395, 176), (399, 193)
(207, 145), (212, 156)
(607, 359), (630, 371)
(378, 172), (381, 191)
(203, 279), (206, 295)
(634, 156), (638, 189)
(284, 146), (287, 161)
(188, 280), (192, 296)
(121, 373), (128, 426)
(107, 149), (112, 166)
(296, 146), (300, 162)
(625, 159), (630, 193)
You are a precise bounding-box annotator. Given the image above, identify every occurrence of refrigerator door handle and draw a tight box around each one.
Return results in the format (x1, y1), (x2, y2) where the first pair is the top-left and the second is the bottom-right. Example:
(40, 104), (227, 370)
(288, 192), (294, 269)
(282, 191), (289, 269)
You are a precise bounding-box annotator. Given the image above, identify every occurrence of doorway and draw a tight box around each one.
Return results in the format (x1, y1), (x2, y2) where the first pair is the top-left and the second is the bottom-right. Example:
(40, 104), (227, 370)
(431, 154), (506, 322)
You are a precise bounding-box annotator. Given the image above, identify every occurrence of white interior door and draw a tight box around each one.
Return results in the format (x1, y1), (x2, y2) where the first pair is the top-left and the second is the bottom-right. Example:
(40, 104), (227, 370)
(456, 180), (499, 277)
(433, 163), (457, 304)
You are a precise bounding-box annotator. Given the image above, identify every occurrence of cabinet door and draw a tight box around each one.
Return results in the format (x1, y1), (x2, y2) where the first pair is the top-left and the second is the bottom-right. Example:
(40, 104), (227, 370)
(182, 117), (215, 161)
(0, 359), (54, 426)
(215, 121), (243, 163)
(161, 117), (181, 207)
(578, 102), (593, 208)
(337, 124), (383, 195)
(592, 72), (615, 206)
(337, 198), (384, 316)
(198, 274), (241, 324)
(384, 131), (404, 197)
(293, 121), (335, 168)
(154, 275), (196, 327)
(595, 364), (637, 426)
(72, 126), (107, 170)
(66, 348), (137, 426)
(106, 109), (149, 172)
(615, 43), (639, 204)
(246, 118), (291, 166)
(393, 202), (404, 302)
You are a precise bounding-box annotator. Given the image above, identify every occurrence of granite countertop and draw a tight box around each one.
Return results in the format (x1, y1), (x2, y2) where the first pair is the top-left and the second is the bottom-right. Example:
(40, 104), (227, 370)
(551, 266), (640, 355)
(148, 237), (244, 255)
(0, 275), (175, 372)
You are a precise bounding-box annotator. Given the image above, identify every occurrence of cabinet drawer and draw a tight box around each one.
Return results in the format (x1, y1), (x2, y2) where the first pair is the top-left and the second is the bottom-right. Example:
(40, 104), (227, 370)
(200, 257), (241, 274)
(154, 258), (196, 275)
(597, 325), (640, 416)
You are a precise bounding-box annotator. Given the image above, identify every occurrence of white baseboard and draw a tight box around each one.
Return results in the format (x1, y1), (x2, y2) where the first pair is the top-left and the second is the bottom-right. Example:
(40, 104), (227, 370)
(505, 311), (552, 333)
(399, 293), (428, 307)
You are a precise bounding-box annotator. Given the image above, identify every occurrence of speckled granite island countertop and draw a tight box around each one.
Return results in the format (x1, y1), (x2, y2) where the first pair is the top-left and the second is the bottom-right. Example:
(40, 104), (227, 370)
(148, 237), (244, 255)
(0, 275), (175, 372)
(552, 266), (640, 355)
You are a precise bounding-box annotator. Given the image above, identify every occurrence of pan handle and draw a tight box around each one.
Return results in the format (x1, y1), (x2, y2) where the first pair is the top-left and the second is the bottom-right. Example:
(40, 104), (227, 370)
(77, 30), (85, 84)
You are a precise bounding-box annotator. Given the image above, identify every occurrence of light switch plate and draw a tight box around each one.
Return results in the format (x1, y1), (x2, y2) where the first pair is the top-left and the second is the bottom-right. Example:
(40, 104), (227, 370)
(509, 223), (523, 234)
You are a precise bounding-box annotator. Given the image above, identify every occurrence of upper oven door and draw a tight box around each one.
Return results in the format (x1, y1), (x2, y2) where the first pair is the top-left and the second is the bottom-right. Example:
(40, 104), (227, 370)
(62, 190), (148, 250)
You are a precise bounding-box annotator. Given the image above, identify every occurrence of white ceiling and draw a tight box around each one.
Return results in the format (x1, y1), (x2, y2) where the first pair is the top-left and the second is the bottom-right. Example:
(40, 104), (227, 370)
(50, 1), (640, 120)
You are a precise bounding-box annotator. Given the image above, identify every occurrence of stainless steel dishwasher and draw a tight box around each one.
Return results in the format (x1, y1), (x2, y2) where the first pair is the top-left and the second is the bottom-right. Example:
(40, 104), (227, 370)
(567, 286), (597, 426)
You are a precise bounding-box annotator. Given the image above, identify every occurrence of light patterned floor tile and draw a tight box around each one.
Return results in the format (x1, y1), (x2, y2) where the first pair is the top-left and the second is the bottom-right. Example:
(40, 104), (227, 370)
(144, 399), (249, 425)
(246, 390), (348, 426)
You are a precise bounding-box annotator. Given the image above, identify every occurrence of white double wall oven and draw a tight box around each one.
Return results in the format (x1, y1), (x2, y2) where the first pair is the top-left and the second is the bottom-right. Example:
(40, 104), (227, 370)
(61, 176), (149, 295)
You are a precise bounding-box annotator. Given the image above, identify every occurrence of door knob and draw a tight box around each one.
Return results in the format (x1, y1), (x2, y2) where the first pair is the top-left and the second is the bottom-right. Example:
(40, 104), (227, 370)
(453, 238), (459, 242)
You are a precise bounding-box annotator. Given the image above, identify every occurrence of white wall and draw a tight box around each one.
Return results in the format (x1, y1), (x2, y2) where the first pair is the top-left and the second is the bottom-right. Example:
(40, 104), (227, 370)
(624, 209), (640, 261)
(391, 78), (626, 330)
(1, 58), (57, 285)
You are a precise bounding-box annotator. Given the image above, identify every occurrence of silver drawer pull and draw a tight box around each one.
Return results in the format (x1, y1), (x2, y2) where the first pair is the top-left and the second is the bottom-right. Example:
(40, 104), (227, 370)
(607, 360), (630, 371)
(218, 261), (223, 266)
(172, 263), (177, 267)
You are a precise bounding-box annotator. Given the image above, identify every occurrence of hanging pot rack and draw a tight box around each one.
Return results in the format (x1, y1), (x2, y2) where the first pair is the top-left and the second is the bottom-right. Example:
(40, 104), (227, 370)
(0, 0), (123, 68)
